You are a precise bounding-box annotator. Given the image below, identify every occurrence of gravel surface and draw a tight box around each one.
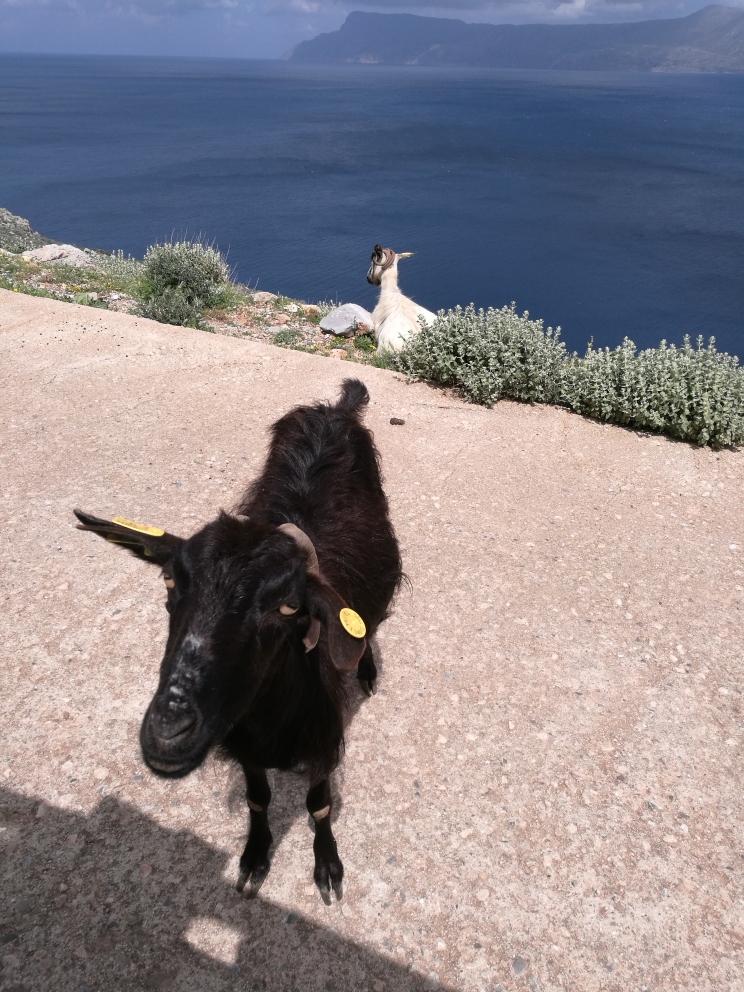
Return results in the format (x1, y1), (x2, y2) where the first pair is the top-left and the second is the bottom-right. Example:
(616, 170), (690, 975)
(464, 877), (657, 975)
(1, 290), (743, 992)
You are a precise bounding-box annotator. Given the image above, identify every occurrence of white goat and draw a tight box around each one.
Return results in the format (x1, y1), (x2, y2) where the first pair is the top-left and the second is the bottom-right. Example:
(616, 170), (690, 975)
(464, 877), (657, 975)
(367, 245), (436, 353)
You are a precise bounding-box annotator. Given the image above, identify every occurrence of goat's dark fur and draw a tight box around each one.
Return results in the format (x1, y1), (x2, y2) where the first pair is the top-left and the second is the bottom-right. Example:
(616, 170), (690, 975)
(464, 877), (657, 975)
(74, 379), (402, 900)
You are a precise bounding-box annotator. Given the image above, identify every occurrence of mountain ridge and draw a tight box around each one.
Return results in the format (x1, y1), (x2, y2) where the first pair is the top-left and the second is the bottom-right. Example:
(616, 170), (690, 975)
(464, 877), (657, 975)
(286, 5), (744, 72)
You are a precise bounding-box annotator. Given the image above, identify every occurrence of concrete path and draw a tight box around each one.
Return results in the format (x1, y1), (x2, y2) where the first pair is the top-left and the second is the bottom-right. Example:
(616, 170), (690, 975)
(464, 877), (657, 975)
(1, 289), (742, 992)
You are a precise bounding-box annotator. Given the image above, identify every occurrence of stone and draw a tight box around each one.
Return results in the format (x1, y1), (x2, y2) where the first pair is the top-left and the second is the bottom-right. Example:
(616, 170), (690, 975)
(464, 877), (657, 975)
(390, 418), (405, 426)
(319, 304), (374, 338)
(252, 291), (276, 303)
(93, 767), (109, 780)
(273, 314), (290, 325)
(512, 957), (527, 975)
(21, 243), (97, 268)
(329, 348), (347, 358)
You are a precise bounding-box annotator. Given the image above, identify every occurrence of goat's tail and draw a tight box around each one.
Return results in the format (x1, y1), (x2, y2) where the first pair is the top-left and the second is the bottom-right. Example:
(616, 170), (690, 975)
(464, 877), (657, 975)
(337, 378), (370, 416)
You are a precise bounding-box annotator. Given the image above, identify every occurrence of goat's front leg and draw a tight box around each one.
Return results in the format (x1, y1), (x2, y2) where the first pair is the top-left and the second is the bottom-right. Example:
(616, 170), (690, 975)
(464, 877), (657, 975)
(236, 765), (273, 897)
(307, 778), (343, 903)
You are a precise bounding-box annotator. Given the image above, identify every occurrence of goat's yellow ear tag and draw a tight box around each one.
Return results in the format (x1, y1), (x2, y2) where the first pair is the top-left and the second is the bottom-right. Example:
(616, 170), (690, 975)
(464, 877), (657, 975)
(112, 516), (165, 538)
(339, 608), (366, 639)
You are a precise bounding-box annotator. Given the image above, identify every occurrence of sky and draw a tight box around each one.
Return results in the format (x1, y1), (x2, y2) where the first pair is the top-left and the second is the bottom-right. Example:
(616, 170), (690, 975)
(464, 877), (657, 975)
(0, 0), (738, 60)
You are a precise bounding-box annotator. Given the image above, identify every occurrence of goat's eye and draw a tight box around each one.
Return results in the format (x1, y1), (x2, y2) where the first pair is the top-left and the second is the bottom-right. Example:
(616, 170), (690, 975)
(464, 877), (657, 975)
(279, 604), (297, 616)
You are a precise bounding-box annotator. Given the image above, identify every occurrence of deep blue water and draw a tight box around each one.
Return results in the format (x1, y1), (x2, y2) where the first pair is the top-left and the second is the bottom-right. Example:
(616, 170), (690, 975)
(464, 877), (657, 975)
(1, 54), (742, 356)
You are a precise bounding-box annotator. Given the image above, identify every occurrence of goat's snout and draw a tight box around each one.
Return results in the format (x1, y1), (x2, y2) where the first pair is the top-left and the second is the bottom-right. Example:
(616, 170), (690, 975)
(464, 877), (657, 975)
(141, 688), (206, 777)
(150, 694), (200, 741)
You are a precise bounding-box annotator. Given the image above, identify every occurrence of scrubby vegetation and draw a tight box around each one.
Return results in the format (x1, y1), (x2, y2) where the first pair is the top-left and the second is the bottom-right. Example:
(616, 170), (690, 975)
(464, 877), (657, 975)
(135, 239), (241, 328)
(393, 304), (744, 448)
(4, 223), (740, 447)
(0, 251), (137, 304)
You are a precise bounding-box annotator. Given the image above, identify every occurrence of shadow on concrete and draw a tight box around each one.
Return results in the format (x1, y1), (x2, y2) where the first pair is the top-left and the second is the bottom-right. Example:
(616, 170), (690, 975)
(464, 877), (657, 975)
(0, 784), (450, 992)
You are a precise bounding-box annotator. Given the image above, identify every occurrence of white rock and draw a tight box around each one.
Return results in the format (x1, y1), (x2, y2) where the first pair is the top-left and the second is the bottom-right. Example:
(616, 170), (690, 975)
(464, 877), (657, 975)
(252, 291), (276, 303)
(319, 304), (374, 338)
(21, 244), (97, 268)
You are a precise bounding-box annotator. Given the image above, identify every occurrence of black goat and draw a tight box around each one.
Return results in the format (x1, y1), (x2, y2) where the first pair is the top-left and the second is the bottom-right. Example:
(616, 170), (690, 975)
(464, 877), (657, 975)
(74, 379), (402, 900)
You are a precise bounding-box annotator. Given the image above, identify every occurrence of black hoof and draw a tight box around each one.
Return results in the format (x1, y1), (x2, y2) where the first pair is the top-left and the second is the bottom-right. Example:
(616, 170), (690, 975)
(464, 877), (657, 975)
(236, 849), (271, 896)
(314, 856), (344, 902)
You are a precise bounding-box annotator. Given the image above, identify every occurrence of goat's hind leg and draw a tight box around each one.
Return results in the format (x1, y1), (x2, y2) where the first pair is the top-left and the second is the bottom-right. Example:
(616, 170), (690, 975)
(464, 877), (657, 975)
(357, 642), (377, 696)
(236, 766), (273, 897)
(307, 778), (343, 903)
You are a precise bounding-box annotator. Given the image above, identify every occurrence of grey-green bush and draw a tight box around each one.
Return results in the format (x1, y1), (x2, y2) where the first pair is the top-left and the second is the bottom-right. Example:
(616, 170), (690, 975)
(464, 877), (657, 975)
(394, 304), (566, 407)
(136, 240), (231, 327)
(560, 336), (744, 447)
(393, 304), (744, 448)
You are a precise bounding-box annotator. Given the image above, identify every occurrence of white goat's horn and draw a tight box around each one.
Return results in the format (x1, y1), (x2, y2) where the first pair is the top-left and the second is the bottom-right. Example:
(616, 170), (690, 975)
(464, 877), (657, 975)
(397, 251), (415, 258)
(278, 522), (320, 576)
(235, 514), (249, 523)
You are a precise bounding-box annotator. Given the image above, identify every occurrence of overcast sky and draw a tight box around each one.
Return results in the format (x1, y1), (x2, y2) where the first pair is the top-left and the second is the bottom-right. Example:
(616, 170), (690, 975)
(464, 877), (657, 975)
(0, 0), (736, 60)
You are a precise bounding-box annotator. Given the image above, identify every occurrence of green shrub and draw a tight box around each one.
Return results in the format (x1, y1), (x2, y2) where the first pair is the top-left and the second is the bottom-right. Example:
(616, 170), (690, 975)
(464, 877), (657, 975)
(136, 239), (231, 328)
(559, 336), (744, 448)
(272, 328), (300, 345)
(354, 333), (376, 353)
(393, 305), (744, 448)
(92, 249), (143, 290)
(394, 304), (566, 406)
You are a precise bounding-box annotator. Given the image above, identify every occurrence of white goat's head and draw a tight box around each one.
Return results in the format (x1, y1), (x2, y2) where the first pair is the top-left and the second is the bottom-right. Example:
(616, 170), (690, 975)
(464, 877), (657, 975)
(366, 244), (414, 287)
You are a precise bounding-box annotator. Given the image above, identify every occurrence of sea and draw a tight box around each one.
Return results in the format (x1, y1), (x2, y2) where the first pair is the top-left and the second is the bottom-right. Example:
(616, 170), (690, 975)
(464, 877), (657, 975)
(1, 55), (742, 356)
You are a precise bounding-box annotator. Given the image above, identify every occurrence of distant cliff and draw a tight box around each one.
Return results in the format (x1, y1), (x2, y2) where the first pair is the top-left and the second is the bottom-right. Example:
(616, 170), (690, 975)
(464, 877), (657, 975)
(287, 5), (744, 72)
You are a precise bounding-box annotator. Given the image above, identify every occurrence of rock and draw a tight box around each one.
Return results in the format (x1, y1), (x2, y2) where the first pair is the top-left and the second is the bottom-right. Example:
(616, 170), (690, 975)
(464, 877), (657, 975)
(319, 304), (374, 338)
(285, 303), (299, 313)
(329, 349), (347, 359)
(273, 314), (290, 325)
(512, 956), (527, 975)
(252, 291), (276, 303)
(0, 208), (53, 252)
(390, 417), (405, 426)
(21, 244), (97, 268)
(93, 767), (109, 780)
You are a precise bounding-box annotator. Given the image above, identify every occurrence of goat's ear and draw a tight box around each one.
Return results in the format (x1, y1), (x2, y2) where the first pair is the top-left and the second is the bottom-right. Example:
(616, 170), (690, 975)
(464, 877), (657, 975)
(73, 509), (183, 565)
(306, 576), (367, 672)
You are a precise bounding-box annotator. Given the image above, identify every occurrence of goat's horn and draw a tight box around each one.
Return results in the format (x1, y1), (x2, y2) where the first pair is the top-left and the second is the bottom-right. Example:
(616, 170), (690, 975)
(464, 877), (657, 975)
(377, 248), (396, 271)
(278, 522), (319, 576)
(236, 514), (249, 523)
(397, 252), (415, 258)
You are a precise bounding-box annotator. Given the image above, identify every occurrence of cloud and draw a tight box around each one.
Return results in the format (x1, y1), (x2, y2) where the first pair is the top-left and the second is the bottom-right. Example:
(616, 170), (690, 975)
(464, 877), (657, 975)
(0, 0), (237, 12)
(0, 0), (729, 26)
